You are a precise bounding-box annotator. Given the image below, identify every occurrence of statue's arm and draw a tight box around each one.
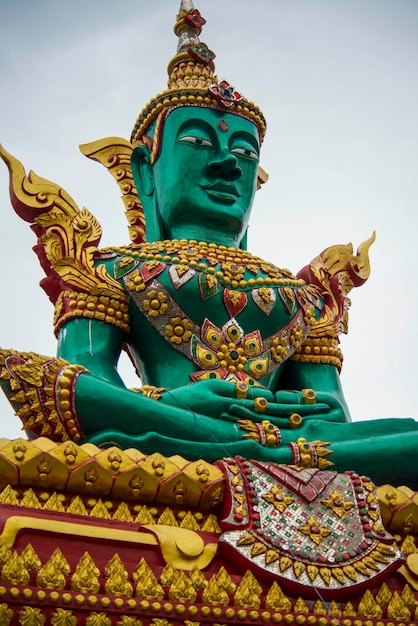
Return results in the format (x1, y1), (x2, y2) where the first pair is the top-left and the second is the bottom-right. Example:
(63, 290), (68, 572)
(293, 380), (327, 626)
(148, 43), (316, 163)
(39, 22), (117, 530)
(276, 359), (351, 423)
(55, 317), (255, 445)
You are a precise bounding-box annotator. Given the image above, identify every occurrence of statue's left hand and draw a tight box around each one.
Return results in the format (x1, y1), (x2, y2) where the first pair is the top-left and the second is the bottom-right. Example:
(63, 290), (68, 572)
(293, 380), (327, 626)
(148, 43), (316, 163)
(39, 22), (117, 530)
(158, 379), (274, 419)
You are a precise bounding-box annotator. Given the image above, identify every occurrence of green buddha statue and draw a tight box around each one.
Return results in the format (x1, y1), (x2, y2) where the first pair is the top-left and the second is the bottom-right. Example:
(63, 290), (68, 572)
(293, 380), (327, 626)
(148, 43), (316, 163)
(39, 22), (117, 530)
(1, 1), (418, 490)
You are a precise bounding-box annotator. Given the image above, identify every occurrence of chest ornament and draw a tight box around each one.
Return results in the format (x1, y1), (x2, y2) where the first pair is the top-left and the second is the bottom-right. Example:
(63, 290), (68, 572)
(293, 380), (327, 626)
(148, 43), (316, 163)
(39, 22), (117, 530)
(124, 266), (311, 386)
(108, 239), (306, 288)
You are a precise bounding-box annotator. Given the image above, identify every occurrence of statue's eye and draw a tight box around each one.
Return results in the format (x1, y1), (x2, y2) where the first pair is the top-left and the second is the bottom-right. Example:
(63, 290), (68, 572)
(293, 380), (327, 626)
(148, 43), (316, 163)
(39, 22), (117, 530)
(178, 136), (213, 147)
(230, 147), (259, 160)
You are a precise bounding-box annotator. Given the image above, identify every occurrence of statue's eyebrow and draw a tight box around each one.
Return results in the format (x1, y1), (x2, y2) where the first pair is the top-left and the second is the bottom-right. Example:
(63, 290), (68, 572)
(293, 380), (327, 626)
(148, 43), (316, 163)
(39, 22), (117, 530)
(229, 131), (260, 154)
(176, 119), (214, 138)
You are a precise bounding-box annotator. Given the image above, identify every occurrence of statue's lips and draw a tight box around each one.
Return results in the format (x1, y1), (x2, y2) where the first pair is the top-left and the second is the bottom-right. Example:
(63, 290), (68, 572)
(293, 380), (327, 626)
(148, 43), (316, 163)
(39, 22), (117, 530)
(201, 182), (240, 204)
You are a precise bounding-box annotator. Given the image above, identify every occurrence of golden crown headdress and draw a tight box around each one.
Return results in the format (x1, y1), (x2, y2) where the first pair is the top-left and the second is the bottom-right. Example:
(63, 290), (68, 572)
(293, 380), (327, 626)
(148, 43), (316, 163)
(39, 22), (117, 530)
(80, 1), (268, 245)
(131, 0), (266, 145)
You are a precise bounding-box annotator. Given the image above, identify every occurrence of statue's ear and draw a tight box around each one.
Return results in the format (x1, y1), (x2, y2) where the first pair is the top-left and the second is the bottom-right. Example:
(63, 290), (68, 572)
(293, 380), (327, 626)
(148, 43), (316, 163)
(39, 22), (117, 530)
(240, 228), (248, 251)
(131, 145), (154, 198)
(131, 144), (164, 241)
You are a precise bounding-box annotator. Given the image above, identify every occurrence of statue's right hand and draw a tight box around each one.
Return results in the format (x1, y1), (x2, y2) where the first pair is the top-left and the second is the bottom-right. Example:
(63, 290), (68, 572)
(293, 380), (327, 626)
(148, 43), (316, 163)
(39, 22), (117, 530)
(158, 379), (274, 419)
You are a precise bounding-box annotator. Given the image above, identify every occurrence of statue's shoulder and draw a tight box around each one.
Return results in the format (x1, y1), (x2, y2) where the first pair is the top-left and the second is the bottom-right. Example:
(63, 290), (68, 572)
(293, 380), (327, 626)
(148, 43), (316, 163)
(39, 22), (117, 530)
(291, 235), (375, 370)
(0, 146), (131, 336)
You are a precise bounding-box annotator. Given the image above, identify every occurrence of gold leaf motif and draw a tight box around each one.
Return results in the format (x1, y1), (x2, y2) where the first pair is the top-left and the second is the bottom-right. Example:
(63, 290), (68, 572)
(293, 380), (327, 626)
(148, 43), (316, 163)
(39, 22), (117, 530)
(0, 484), (19, 506)
(0, 603), (13, 626)
(1, 551), (30, 585)
(85, 613), (112, 626)
(202, 576), (229, 606)
(227, 290), (242, 306)
(189, 564), (208, 590)
(387, 591), (411, 621)
(294, 597), (309, 614)
(328, 600), (342, 616)
(44, 492), (66, 513)
(158, 507), (178, 527)
(215, 566), (236, 594)
(298, 516), (331, 545)
(307, 564), (319, 582)
(370, 549), (389, 564)
(265, 549), (280, 565)
(400, 534), (416, 555)
(233, 505), (247, 518)
(50, 608), (78, 626)
(134, 505), (155, 525)
(37, 548), (69, 590)
(20, 488), (42, 510)
(201, 514), (221, 533)
(113, 502), (133, 523)
(251, 542), (267, 557)
(233, 570), (261, 609)
(135, 572), (164, 600)
(279, 556), (292, 572)
(13, 362), (45, 387)
(265, 581), (291, 611)
(67, 496), (88, 517)
(353, 560), (370, 576)
(160, 563), (178, 587)
(19, 607), (46, 626)
(401, 583), (416, 609)
(319, 567), (331, 586)
(332, 567), (345, 584)
(376, 543), (395, 557)
(116, 618), (144, 626)
(357, 589), (383, 618)
(21, 543), (42, 571)
(179, 511), (200, 531)
(321, 490), (353, 517)
(0, 545), (12, 567)
(104, 554), (132, 597)
(168, 570), (197, 603)
(342, 565), (357, 582)
(90, 499), (111, 520)
(313, 600), (327, 615)
(0, 146), (127, 307)
(134, 560), (164, 600)
(234, 492), (245, 505)
(362, 555), (380, 571)
(343, 601), (356, 617)
(71, 552), (100, 593)
(375, 582), (391, 607)
(293, 561), (305, 579)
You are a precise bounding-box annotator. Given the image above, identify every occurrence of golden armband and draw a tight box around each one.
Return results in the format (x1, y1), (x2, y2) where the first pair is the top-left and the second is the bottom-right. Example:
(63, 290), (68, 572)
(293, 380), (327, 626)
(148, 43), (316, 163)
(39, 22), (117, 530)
(134, 385), (168, 400)
(53, 290), (130, 336)
(290, 337), (343, 372)
(239, 419), (282, 447)
(289, 437), (334, 470)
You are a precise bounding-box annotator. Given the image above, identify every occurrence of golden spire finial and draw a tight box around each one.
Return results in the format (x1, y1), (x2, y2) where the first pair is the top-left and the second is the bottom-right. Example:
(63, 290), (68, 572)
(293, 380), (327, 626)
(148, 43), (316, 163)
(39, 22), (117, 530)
(130, 4), (266, 145)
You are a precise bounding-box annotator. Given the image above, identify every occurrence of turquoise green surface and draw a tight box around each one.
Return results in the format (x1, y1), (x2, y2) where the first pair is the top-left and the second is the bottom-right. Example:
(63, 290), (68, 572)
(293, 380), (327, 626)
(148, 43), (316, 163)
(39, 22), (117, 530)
(56, 107), (418, 488)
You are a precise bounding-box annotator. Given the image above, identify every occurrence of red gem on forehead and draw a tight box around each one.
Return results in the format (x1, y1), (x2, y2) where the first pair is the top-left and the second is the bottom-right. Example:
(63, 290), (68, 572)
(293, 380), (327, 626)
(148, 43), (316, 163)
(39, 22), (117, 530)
(218, 119), (229, 132)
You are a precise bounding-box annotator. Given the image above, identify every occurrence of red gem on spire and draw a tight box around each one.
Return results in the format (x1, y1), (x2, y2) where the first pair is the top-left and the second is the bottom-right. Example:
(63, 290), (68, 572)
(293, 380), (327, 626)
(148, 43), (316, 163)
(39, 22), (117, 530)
(184, 9), (206, 28)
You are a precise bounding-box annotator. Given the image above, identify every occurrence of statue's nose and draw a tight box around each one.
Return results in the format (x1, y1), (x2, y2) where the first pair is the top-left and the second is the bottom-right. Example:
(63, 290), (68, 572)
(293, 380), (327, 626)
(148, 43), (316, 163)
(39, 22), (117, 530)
(207, 153), (242, 180)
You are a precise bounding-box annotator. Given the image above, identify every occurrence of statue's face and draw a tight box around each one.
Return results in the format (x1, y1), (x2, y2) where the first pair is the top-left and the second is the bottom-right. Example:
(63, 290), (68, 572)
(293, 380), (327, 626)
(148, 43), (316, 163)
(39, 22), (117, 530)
(151, 106), (260, 245)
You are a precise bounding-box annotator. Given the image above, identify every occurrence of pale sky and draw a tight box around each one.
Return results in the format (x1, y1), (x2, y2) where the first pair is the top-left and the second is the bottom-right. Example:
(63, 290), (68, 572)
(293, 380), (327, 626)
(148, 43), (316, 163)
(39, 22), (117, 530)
(0, 0), (417, 439)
